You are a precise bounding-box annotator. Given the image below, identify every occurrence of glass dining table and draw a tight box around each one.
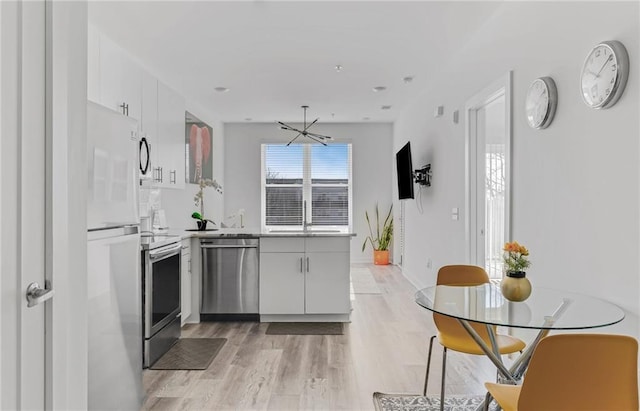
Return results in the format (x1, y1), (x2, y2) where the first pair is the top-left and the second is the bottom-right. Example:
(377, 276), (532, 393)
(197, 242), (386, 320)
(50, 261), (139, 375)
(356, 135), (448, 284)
(415, 284), (625, 407)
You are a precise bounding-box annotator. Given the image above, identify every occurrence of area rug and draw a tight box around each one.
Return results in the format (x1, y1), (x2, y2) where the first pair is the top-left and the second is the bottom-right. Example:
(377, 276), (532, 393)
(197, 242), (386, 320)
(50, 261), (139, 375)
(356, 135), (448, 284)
(149, 338), (226, 370)
(265, 322), (344, 335)
(373, 392), (496, 411)
(351, 267), (382, 294)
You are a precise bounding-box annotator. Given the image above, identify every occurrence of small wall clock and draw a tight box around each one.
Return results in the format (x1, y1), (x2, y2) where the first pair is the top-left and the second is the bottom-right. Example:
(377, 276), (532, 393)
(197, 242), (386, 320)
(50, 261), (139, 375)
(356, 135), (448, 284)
(525, 76), (557, 129)
(580, 40), (629, 109)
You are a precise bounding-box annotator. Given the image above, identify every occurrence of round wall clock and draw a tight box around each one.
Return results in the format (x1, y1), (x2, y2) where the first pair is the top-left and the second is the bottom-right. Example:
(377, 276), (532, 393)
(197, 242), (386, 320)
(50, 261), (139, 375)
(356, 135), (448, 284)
(525, 76), (558, 129)
(580, 40), (629, 109)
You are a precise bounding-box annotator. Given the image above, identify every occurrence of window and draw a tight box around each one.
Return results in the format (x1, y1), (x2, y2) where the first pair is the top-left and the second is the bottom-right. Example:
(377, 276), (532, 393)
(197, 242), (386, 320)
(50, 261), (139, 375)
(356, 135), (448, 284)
(262, 143), (352, 231)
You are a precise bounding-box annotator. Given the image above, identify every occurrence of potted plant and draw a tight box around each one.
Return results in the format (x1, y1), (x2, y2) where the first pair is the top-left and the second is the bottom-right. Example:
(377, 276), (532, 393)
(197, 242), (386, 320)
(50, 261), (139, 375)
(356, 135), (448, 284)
(362, 203), (393, 265)
(501, 241), (532, 301)
(192, 178), (222, 230)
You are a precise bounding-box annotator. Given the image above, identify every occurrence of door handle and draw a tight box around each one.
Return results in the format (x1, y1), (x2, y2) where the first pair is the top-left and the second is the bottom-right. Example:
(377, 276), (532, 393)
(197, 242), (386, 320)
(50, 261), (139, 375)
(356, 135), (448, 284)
(26, 281), (55, 308)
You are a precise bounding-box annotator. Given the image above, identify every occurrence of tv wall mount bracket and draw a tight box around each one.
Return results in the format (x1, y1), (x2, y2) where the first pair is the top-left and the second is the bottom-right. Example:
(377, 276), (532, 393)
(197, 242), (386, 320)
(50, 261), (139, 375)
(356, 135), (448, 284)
(414, 164), (432, 186)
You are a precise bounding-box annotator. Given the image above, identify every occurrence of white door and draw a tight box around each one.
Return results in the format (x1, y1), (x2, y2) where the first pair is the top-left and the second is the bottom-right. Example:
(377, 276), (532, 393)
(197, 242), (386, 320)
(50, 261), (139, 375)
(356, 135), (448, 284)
(465, 72), (512, 279)
(1, 1), (47, 408)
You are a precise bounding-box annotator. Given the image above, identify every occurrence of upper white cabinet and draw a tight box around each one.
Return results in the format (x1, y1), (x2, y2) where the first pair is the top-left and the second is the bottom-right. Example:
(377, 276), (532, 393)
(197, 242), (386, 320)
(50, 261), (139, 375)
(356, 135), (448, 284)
(97, 34), (142, 120)
(140, 72), (158, 180)
(88, 26), (187, 190)
(87, 25), (101, 104)
(156, 81), (186, 189)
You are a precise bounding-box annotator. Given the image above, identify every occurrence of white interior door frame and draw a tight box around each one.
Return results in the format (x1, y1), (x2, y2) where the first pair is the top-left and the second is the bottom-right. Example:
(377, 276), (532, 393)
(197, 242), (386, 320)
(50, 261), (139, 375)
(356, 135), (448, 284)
(464, 71), (512, 264)
(1, 1), (47, 409)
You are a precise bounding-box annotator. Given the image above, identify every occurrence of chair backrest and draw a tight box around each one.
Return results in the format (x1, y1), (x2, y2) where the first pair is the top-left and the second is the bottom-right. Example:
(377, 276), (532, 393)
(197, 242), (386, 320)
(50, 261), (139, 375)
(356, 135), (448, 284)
(518, 333), (639, 411)
(433, 265), (495, 342)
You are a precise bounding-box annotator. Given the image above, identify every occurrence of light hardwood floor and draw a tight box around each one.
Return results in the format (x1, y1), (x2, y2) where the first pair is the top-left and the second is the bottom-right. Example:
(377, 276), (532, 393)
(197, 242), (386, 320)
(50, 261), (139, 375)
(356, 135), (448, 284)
(142, 263), (497, 410)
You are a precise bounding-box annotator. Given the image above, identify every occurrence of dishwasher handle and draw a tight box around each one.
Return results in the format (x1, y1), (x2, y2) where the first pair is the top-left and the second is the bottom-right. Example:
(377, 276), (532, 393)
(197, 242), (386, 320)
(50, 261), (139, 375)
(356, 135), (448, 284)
(201, 244), (258, 249)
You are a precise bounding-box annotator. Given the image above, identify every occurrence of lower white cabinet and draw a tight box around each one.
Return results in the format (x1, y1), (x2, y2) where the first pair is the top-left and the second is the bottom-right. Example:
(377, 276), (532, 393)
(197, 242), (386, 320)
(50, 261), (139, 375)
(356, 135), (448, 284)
(259, 236), (351, 317)
(180, 239), (192, 325)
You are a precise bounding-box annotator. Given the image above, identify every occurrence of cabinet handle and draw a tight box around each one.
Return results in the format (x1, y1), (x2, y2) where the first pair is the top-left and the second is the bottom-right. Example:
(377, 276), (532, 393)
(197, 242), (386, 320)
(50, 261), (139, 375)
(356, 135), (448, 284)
(153, 167), (161, 182)
(159, 167), (164, 183)
(170, 170), (176, 184)
(188, 260), (191, 272)
(119, 102), (129, 116)
(306, 257), (310, 273)
(300, 257), (303, 273)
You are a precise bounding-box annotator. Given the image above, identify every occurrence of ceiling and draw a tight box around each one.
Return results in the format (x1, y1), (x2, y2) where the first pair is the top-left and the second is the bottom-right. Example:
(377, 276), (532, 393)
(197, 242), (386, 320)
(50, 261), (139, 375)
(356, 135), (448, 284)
(89, 1), (502, 124)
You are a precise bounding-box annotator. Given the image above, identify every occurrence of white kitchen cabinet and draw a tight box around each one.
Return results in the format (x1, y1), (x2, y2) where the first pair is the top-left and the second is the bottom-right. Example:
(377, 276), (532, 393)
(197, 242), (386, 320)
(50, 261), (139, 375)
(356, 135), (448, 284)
(98, 34), (142, 120)
(260, 252), (306, 314)
(181, 239), (192, 325)
(156, 81), (186, 189)
(305, 250), (350, 314)
(259, 236), (351, 320)
(140, 72), (158, 180)
(87, 24), (101, 104)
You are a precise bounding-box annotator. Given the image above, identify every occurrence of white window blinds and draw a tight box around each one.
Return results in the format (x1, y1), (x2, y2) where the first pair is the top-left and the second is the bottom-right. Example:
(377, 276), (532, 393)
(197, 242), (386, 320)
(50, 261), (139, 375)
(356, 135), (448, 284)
(262, 143), (352, 230)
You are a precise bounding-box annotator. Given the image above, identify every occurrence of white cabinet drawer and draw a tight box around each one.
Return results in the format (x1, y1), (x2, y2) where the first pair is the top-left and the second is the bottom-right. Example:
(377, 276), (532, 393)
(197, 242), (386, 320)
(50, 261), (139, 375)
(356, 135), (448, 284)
(305, 237), (350, 253)
(260, 237), (305, 253)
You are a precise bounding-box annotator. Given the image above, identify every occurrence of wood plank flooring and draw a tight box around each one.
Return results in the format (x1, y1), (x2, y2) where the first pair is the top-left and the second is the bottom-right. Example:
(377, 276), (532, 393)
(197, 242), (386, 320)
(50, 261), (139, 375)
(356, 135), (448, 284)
(141, 263), (497, 410)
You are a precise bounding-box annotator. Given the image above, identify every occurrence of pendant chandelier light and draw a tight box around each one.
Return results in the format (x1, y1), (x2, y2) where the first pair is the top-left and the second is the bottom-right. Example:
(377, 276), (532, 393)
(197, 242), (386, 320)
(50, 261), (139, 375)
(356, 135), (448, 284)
(278, 105), (334, 146)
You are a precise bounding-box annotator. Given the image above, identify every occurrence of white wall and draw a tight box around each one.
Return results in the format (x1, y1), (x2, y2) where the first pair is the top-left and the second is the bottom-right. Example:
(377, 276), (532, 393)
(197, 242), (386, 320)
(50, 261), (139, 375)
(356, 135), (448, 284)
(394, 1), (639, 338)
(224, 122), (393, 261)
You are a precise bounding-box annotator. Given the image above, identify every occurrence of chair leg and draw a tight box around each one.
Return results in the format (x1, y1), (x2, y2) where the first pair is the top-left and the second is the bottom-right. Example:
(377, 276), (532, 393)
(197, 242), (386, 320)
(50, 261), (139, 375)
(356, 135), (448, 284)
(440, 346), (447, 411)
(483, 392), (492, 411)
(423, 335), (436, 396)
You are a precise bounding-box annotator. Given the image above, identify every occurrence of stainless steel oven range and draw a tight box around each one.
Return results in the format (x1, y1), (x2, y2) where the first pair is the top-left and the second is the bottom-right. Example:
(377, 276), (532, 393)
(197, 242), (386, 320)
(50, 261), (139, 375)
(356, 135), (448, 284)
(141, 234), (182, 368)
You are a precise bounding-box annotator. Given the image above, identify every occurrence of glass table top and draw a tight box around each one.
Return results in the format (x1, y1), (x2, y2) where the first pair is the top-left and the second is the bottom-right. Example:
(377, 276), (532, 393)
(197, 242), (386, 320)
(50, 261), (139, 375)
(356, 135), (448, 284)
(415, 284), (625, 330)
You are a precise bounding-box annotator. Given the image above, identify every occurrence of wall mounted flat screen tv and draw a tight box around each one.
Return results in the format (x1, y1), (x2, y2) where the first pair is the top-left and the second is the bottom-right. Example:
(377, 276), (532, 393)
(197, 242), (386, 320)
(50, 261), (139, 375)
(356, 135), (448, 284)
(396, 142), (414, 199)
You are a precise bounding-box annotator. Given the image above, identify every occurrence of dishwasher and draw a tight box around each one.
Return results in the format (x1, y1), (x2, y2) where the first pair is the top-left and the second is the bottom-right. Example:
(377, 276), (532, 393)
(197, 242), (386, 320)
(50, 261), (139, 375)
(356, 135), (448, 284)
(200, 236), (259, 321)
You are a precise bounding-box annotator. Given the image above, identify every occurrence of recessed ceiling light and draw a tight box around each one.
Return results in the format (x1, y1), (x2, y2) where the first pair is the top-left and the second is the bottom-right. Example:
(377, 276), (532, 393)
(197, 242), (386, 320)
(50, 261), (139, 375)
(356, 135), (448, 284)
(363, 117), (371, 121)
(214, 87), (229, 93)
(403, 76), (414, 84)
(372, 86), (387, 92)
(381, 105), (392, 110)
(335, 64), (343, 72)
(244, 118), (252, 121)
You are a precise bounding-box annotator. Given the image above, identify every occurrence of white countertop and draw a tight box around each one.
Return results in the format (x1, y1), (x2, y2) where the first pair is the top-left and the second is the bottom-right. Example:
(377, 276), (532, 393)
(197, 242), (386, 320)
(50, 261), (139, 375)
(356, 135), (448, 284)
(165, 227), (356, 239)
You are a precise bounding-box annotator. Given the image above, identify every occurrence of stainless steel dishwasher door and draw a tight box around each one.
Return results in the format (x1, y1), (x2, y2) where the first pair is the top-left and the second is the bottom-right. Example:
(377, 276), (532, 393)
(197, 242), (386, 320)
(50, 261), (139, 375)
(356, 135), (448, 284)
(200, 237), (259, 317)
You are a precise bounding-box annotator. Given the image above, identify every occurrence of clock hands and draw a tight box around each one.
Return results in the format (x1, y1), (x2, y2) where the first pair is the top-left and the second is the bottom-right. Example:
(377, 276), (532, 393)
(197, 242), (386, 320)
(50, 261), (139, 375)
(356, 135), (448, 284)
(595, 54), (613, 77)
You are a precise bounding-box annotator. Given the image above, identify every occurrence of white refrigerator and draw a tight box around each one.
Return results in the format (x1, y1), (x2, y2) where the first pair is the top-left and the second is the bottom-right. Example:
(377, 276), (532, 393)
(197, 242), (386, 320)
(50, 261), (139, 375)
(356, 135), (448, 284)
(86, 101), (143, 410)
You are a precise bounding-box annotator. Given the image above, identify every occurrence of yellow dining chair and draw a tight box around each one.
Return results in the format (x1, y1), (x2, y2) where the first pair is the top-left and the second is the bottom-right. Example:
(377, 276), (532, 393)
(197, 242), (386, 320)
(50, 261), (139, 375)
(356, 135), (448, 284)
(423, 265), (526, 410)
(485, 333), (639, 411)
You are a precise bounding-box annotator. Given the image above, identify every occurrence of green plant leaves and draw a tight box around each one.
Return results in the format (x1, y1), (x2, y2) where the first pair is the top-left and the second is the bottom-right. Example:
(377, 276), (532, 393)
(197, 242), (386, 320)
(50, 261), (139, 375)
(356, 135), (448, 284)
(362, 203), (393, 252)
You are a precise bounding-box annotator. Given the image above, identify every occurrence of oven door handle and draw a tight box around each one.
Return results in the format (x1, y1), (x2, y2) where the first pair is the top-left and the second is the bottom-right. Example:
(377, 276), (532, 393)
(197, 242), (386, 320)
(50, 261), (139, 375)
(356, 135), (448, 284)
(149, 243), (182, 261)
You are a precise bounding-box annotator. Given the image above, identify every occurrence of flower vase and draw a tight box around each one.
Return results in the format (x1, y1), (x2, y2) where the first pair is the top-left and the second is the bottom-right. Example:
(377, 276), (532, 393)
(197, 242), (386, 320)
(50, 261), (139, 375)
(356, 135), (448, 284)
(501, 271), (532, 302)
(197, 220), (208, 231)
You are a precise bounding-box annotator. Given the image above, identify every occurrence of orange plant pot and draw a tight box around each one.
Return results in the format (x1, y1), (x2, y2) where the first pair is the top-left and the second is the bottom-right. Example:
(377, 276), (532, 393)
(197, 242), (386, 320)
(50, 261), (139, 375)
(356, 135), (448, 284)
(373, 250), (389, 265)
